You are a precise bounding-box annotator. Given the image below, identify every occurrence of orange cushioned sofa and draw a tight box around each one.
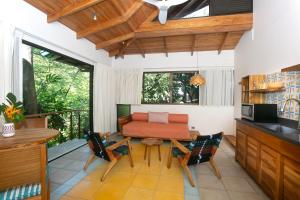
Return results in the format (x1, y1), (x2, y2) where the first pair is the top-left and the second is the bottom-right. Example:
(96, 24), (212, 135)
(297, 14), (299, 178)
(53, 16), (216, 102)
(118, 112), (191, 140)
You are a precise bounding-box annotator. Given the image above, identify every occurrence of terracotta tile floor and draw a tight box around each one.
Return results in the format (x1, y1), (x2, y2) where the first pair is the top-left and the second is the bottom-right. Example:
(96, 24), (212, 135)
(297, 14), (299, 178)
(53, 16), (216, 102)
(50, 137), (270, 200)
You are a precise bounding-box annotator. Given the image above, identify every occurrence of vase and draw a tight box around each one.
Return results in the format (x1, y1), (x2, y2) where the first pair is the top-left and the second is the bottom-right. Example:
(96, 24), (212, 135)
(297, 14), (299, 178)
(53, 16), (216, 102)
(2, 123), (15, 137)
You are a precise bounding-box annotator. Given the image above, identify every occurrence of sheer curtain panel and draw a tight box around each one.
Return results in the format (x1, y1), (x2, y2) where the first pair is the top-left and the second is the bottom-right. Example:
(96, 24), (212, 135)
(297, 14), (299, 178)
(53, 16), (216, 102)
(93, 64), (117, 133)
(0, 21), (14, 103)
(115, 68), (143, 105)
(199, 68), (234, 106)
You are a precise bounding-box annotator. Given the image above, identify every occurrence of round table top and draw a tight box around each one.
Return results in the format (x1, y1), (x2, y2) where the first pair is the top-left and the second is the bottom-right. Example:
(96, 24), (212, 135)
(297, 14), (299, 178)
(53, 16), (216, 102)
(141, 138), (163, 146)
(0, 128), (59, 150)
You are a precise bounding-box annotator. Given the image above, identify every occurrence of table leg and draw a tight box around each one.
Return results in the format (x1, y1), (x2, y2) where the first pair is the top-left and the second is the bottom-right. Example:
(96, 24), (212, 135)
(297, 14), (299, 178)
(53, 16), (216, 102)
(158, 145), (161, 161)
(148, 146), (151, 167)
(144, 145), (147, 160)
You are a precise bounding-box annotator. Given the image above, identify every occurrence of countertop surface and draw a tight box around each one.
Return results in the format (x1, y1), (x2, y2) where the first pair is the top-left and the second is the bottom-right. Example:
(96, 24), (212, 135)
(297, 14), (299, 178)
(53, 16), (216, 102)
(236, 118), (300, 146)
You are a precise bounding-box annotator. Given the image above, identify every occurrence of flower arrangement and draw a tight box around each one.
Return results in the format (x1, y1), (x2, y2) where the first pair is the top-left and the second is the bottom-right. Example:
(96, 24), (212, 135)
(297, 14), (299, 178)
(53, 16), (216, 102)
(0, 93), (25, 124)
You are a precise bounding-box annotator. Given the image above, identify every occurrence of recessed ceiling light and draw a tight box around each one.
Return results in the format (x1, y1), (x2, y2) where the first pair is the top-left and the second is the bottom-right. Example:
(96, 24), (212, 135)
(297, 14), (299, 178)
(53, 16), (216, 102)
(92, 13), (97, 21)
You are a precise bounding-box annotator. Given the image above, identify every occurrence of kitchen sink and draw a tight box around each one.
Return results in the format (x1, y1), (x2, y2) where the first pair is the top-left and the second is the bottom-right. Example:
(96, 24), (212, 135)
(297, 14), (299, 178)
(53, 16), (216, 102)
(255, 123), (300, 135)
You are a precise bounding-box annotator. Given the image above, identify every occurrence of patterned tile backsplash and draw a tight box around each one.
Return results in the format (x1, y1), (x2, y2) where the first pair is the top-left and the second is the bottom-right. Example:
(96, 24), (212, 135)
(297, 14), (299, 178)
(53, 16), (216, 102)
(265, 71), (300, 121)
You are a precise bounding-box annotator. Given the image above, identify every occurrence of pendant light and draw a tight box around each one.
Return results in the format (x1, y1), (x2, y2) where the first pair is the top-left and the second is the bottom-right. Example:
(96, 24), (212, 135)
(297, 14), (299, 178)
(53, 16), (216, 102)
(190, 51), (205, 86)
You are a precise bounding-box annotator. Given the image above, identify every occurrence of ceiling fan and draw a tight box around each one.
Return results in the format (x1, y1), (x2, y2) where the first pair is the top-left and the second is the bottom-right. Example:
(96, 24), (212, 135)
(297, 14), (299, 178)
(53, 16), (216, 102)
(143, 0), (189, 24)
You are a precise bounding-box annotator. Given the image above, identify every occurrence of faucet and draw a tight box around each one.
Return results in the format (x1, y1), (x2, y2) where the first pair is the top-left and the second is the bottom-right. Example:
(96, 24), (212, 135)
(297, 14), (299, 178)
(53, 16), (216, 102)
(280, 98), (300, 129)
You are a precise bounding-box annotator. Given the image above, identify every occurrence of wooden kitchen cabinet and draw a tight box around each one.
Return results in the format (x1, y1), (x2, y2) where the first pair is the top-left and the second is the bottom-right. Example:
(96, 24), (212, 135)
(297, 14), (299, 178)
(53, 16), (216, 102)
(259, 145), (281, 200)
(283, 158), (300, 200)
(236, 130), (247, 168)
(236, 120), (300, 200)
(246, 136), (260, 181)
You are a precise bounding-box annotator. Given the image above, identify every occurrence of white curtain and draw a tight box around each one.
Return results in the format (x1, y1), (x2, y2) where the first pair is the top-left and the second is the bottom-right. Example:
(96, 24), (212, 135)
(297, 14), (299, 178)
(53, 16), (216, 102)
(12, 30), (24, 101)
(199, 68), (234, 106)
(0, 21), (15, 103)
(93, 63), (117, 133)
(115, 68), (143, 105)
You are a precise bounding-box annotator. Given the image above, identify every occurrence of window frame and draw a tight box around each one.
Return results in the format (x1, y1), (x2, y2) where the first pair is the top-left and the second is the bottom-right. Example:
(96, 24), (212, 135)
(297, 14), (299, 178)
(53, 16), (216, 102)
(142, 71), (200, 105)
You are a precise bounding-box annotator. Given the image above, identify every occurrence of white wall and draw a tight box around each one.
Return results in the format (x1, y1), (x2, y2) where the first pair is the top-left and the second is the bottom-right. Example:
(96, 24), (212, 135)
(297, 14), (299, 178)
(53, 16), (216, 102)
(0, 0), (111, 66)
(234, 0), (300, 117)
(113, 50), (236, 135)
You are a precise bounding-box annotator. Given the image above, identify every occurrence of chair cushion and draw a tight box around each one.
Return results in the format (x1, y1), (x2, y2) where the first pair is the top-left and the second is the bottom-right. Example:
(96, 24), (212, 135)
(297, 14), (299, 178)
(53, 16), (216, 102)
(123, 121), (190, 140)
(84, 130), (110, 161)
(113, 145), (129, 155)
(132, 112), (148, 121)
(148, 112), (169, 124)
(168, 114), (188, 124)
(0, 183), (41, 200)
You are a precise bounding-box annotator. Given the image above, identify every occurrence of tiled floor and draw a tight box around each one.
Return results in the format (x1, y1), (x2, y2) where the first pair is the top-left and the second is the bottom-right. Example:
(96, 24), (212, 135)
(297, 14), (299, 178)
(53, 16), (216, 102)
(49, 137), (270, 200)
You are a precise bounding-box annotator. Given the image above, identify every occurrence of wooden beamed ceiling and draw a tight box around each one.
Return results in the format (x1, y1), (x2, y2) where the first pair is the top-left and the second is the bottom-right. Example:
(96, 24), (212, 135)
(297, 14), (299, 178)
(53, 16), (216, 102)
(25, 0), (253, 58)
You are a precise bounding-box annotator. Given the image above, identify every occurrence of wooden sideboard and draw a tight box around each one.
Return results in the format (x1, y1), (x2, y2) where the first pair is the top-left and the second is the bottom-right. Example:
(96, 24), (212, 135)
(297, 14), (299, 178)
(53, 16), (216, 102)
(236, 120), (300, 200)
(0, 128), (59, 200)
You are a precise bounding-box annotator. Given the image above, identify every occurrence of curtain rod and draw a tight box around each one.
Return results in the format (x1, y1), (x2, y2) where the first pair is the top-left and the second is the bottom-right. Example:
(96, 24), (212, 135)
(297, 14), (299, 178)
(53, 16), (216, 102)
(143, 66), (234, 71)
(15, 27), (97, 65)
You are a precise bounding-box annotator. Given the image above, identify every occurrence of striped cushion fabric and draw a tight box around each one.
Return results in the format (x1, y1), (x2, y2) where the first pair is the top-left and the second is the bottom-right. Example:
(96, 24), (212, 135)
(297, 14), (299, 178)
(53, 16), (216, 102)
(0, 183), (41, 200)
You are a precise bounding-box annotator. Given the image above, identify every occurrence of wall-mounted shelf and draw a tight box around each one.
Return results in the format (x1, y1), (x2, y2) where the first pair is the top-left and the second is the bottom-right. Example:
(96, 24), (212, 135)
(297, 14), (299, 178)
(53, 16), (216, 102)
(281, 64), (300, 72)
(249, 87), (285, 93)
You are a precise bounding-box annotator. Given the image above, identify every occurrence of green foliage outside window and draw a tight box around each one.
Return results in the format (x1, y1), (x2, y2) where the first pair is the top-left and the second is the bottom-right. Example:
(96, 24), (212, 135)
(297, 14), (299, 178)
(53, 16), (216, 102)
(23, 46), (91, 147)
(143, 72), (199, 104)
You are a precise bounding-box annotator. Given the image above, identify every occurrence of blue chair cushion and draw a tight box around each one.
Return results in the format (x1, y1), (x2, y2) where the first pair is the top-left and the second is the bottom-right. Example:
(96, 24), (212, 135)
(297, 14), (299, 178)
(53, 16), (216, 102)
(0, 183), (41, 200)
(113, 145), (129, 155)
(172, 143), (193, 157)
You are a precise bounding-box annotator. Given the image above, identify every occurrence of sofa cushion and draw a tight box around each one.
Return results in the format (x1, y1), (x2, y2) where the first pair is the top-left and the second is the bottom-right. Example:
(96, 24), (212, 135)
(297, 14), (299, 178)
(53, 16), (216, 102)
(132, 112), (148, 121)
(0, 183), (41, 200)
(168, 114), (188, 124)
(123, 121), (190, 140)
(148, 112), (169, 124)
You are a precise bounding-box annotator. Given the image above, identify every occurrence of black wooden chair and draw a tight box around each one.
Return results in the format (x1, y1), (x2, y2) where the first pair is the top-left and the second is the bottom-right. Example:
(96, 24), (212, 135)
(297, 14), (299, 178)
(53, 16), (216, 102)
(83, 130), (134, 181)
(167, 132), (223, 187)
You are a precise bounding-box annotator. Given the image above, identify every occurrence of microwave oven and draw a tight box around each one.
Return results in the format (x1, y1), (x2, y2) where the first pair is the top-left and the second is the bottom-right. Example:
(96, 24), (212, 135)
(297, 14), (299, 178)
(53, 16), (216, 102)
(241, 104), (277, 122)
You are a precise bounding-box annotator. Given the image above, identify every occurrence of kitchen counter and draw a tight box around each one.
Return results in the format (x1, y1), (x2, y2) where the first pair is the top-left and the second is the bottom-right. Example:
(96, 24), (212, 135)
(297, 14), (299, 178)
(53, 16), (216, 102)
(236, 118), (300, 146)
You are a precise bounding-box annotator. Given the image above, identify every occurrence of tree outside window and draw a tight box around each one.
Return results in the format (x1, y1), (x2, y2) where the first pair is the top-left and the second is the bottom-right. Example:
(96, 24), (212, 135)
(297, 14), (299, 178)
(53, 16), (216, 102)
(142, 71), (199, 104)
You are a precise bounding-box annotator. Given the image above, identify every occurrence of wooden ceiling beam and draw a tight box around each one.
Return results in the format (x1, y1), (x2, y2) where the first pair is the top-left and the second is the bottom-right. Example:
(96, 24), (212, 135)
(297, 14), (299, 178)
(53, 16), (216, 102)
(135, 40), (146, 58)
(109, 39), (145, 58)
(96, 32), (135, 49)
(163, 37), (168, 57)
(47, 0), (105, 23)
(144, 9), (159, 23)
(135, 13), (252, 38)
(117, 38), (136, 58)
(191, 35), (197, 56)
(110, 0), (124, 15)
(109, 49), (120, 57)
(218, 32), (230, 54)
(77, 1), (143, 38)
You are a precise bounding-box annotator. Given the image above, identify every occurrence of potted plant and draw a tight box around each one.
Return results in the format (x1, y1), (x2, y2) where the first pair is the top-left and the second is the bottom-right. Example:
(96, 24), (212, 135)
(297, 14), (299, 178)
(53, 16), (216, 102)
(0, 93), (25, 137)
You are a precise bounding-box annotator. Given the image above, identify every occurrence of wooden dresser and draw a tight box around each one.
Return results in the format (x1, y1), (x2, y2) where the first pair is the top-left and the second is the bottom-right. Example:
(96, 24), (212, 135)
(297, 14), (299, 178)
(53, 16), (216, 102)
(0, 128), (58, 200)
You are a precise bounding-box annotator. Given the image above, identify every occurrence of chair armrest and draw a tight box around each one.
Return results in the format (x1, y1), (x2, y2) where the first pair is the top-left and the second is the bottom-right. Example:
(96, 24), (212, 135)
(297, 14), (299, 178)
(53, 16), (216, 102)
(118, 116), (132, 132)
(171, 139), (190, 154)
(99, 132), (111, 142)
(106, 137), (131, 151)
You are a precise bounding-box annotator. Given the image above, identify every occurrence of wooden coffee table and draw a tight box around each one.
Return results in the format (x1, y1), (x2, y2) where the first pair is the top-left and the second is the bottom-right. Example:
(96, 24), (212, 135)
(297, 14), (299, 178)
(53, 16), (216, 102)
(141, 138), (163, 167)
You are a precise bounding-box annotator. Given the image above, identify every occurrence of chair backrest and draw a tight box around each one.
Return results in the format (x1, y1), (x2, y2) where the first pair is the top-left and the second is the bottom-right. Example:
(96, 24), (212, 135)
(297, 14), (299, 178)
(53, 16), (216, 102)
(187, 132), (223, 165)
(84, 130), (110, 161)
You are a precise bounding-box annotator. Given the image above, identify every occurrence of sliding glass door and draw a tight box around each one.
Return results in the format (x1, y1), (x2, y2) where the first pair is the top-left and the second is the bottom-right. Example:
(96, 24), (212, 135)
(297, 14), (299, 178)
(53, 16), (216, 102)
(22, 41), (93, 146)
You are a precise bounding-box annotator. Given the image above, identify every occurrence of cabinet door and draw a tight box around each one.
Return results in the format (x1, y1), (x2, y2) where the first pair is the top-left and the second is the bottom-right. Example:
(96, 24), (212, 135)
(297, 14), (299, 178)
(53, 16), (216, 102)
(246, 136), (260, 180)
(283, 158), (300, 200)
(236, 130), (247, 168)
(259, 145), (281, 200)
